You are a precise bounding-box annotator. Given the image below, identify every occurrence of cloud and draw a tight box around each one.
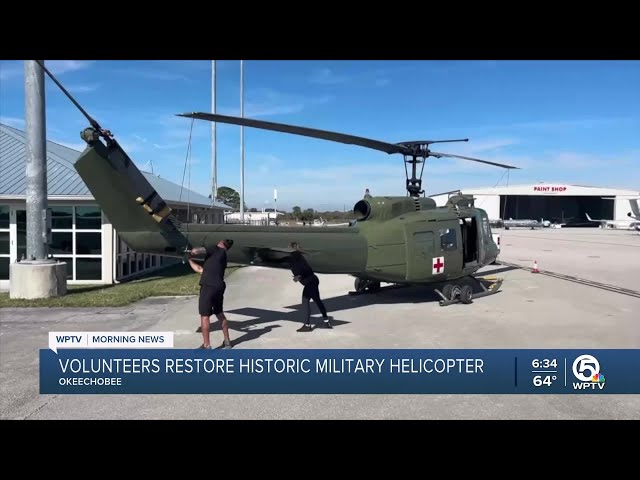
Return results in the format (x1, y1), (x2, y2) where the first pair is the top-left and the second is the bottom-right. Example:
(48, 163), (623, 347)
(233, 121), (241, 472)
(152, 142), (185, 150)
(156, 113), (211, 142)
(540, 150), (639, 170)
(309, 63), (420, 89)
(463, 116), (635, 135)
(1, 60), (94, 81)
(236, 136), (531, 210)
(115, 137), (143, 154)
(309, 67), (350, 85)
(47, 60), (94, 75)
(0, 116), (25, 127)
(67, 84), (100, 93)
(1, 116), (66, 138)
(55, 141), (89, 152)
(132, 70), (191, 81)
(511, 117), (631, 130)
(420, 137), (525, 172)
(253, 153), (286, 176)
(108, 63), (191, 82)
(451, 137), (520, 154)
(218, 88), (333, 118)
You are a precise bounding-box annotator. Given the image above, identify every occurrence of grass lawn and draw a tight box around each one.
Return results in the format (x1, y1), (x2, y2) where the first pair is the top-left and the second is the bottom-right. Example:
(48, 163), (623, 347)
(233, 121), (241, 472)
(0, 263), (240, 308)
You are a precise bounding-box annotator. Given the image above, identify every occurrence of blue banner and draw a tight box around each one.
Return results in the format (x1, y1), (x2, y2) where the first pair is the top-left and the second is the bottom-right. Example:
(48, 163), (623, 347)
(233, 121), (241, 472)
(39, 349), (640, 394)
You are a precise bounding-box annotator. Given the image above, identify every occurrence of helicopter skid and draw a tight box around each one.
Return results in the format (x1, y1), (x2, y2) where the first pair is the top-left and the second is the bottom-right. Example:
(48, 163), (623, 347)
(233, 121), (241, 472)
(435, 277), (503, 307)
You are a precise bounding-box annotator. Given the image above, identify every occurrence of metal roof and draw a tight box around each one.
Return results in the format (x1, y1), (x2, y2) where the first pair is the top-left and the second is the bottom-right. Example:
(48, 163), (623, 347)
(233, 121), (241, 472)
(0, 123), (229, 209)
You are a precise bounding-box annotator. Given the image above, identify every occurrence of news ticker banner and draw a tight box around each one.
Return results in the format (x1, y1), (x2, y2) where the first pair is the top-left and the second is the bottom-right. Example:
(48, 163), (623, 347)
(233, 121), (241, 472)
(40, 332), (640, 394)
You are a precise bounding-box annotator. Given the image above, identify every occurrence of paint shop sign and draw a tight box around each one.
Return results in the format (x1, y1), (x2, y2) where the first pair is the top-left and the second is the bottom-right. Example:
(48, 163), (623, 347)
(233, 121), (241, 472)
(533, 186), (567, 193)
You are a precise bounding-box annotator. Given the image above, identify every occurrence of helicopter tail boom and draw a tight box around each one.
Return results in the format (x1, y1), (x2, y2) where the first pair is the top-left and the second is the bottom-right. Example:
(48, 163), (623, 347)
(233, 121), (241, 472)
(74, 138), (191, 256)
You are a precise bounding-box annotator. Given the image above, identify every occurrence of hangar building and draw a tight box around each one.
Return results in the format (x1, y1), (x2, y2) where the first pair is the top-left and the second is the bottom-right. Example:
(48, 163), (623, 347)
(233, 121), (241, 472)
(430, 183), (640, 226)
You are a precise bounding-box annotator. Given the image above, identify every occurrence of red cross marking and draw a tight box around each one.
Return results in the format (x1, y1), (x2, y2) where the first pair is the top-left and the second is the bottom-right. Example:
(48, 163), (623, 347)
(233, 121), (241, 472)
(433, 257), (444, 273)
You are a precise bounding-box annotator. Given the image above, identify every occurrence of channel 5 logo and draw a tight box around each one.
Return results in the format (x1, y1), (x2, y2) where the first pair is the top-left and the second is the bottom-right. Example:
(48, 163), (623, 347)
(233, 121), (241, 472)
(572, 354), (606, 390)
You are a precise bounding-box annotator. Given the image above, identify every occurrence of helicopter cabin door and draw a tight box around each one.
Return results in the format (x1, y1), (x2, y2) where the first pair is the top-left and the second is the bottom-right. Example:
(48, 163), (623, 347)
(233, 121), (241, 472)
(404, 222), (435, 281)
(477, 210), (494, 265)
(435, 220), (463, 280)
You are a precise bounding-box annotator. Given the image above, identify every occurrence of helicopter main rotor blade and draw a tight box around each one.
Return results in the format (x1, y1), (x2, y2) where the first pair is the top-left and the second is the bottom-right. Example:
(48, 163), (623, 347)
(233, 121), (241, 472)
(428, 151), (520, 169)
(176, 112), (411, 155)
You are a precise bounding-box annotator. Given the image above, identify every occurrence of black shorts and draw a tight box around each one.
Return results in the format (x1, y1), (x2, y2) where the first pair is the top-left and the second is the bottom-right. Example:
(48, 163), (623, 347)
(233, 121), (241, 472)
(198, 284), (226, 316)
(301, 274), (320, 299)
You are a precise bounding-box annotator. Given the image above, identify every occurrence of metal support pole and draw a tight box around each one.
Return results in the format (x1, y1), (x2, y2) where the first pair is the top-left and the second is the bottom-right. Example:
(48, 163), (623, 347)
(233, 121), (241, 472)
(211, 60), (217, 205)
(240, 60), (245, 222)
(24, 60), (48, 261)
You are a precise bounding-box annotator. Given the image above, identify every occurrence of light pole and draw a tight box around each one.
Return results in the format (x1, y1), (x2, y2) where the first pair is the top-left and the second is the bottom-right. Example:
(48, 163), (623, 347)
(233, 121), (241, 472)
(211, 60), (217, 206)
(240, 60), (245, 222)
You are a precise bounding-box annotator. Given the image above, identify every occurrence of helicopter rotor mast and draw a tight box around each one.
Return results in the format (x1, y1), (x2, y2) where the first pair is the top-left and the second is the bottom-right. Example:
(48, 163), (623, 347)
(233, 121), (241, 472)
(176, 112), (520, 199)
(397, 139), (469, 197)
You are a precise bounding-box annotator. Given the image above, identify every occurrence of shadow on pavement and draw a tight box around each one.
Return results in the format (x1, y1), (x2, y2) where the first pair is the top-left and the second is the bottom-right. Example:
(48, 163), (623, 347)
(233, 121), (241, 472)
(196, 263), (517, 346)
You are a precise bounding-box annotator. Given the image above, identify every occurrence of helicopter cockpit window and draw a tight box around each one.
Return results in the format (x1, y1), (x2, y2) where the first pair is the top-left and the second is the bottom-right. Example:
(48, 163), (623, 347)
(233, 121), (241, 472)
(482, 217), (491, 237)
(439, 228), (457, 251)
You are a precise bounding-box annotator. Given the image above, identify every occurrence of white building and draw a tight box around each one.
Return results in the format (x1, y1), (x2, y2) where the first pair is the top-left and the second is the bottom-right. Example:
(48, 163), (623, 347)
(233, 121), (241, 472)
(430, 183), (640, 225)
(0, 123), (229, 289)
(225, 208), (284, 225)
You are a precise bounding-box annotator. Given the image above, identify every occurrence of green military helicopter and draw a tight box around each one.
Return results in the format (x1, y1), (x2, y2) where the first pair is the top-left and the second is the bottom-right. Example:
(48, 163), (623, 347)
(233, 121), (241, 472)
(74, 110), (519, 306)
(36, 60), (519, 306)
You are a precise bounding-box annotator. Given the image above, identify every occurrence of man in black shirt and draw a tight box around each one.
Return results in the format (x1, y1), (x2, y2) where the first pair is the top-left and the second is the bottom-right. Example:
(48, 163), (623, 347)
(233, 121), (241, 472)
(188, 239), (234, 349)
(284, 242), (331, 332)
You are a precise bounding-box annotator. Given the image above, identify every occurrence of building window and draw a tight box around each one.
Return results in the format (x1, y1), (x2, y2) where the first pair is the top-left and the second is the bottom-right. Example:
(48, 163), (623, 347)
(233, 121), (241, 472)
(115, 236), (164, 281)
(76, 258), (102, 280)
(0, 205), (9, 280)
(49, 205), (103, 282)
(76, 206), (102, 229)
(51, 206), (73, 229)
(76, 232), (102, 254)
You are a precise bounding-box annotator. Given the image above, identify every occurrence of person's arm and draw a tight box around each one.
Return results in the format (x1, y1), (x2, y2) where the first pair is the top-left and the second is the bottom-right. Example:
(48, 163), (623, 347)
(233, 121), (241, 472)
(188, 258), (203, 274)
(190, 246), (207, 257)
(272, 253), (293, 265)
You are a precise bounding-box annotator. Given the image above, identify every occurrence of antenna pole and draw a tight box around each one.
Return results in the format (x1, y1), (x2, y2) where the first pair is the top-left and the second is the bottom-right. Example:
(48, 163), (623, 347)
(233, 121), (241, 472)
(211, 60), (217, 206)
(240, 60), (245, 223)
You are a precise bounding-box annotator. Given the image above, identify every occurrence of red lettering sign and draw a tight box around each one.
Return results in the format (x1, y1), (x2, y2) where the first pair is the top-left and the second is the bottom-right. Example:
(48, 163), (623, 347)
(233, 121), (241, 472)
(534, 186), (566, 193)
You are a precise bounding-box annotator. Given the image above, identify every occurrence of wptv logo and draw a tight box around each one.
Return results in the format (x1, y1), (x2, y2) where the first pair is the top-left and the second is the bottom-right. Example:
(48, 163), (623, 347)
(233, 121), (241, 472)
(572, 354), (606, 390)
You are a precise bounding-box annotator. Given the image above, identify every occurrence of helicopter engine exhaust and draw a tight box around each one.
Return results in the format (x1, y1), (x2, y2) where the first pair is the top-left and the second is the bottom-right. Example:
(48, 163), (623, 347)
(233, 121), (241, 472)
(353, 200), (372, 221)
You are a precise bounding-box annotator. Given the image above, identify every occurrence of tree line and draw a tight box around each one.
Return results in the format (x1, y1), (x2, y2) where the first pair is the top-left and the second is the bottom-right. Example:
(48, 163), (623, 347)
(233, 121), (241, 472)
(214, 186), (356, 222)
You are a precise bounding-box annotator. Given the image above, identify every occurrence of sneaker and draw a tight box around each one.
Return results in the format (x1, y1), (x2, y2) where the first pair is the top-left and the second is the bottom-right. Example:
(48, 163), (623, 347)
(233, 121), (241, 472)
(319, 318), (333, 329)
(197, 344), (211, 349)
(223, 340), (233, 349)
(296, 324), (313, 332)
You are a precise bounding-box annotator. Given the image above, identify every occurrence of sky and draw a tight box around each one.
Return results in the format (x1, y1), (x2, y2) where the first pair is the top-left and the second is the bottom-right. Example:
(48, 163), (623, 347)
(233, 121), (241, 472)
(1, 60), (639, 211)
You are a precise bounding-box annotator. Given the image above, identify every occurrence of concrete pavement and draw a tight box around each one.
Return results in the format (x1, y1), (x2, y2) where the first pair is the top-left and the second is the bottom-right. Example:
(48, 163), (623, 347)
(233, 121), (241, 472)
(1, 229), (639, 419)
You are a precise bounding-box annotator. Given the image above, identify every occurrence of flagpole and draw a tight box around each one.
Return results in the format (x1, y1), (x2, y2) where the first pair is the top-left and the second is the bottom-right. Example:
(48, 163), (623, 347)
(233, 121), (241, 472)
(240, 60), (245, 223)
(274, 188), (278, 225)
(211, 60), (217, 207)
